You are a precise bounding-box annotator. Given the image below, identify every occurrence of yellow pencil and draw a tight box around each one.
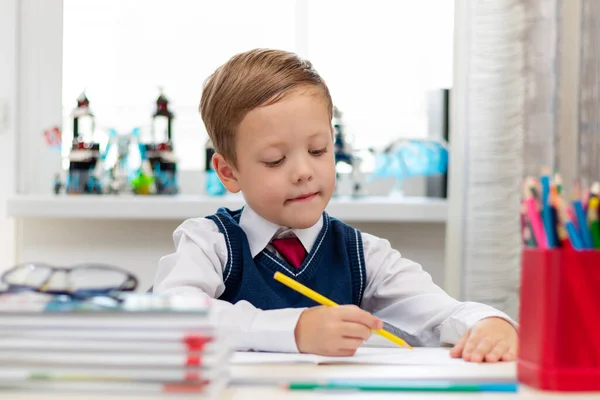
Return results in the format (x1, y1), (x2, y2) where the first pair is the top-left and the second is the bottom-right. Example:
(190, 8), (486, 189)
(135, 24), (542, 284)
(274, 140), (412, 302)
(273, 271), (412, 349)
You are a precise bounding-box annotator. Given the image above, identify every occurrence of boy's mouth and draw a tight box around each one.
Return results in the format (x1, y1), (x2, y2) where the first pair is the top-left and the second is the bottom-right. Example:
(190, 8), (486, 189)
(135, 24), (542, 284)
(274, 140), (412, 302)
(287, 192), (319, 203)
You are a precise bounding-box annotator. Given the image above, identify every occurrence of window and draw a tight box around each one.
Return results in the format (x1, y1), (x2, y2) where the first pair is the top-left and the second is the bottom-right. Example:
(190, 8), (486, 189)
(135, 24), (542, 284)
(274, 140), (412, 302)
(306, 0), (454, 150)
(62, 0), (296, 170)
(62, 0), (453, 170)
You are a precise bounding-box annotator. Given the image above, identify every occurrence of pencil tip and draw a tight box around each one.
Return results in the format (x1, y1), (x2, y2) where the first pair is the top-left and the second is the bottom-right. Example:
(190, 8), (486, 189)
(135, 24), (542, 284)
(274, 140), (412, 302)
(540, 166), (551, 176)
(553, 172), (562, 184)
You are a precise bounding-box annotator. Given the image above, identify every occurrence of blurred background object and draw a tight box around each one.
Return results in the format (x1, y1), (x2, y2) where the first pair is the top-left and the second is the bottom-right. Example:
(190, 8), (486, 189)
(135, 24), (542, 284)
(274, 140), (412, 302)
(56, 0), (454, 198)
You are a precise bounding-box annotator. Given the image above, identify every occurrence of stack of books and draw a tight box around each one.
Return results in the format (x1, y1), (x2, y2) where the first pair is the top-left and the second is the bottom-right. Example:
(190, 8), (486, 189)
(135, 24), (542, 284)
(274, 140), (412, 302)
(0, 291), (231, 398)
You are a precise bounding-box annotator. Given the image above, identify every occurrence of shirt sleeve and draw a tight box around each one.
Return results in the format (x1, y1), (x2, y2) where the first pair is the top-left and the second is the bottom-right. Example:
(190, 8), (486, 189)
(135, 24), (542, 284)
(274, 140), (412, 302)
(359, 232), (517, 347)
(153, 218), (305, 352)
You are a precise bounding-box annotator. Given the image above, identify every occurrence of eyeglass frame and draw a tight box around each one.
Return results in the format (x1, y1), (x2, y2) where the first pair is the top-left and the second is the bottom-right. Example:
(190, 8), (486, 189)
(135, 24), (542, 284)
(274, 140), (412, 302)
(0, 262), (138, 299)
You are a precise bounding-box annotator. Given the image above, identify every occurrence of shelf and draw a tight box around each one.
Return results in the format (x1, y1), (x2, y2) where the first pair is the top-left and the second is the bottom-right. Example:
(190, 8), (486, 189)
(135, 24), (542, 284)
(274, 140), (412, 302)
(6, 195), (447, 223)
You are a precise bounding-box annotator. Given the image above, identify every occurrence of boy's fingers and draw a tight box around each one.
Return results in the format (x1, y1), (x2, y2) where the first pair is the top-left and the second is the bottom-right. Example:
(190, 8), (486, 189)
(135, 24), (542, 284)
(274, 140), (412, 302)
(450, 332), (469, 358)
(470, 337), (498, 363)
(461, 333), (480, 360)
(339, 306), (382, 330)
(337, 349), (359, 357)
(501, 351), (517, 362)
(485, 341), (509, 363)
(342, 322), (372, 341)
(339, 337), (364, 352)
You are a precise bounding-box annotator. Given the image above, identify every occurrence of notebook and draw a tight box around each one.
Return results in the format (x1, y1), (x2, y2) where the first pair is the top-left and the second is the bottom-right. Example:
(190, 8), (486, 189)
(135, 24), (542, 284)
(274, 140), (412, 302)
(0, 337), (217, 353)
(232, 347), (465, 366)
(0, 292), (212, 329)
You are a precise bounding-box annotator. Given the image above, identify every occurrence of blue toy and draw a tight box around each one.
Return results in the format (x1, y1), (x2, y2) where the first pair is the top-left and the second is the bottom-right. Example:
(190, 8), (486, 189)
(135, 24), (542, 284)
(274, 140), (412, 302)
(370, 138), (449, 189)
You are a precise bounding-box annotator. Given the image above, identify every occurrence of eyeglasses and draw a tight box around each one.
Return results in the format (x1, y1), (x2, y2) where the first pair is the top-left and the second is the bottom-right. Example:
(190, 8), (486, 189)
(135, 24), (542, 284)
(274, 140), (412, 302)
(0, 263), (138, 299)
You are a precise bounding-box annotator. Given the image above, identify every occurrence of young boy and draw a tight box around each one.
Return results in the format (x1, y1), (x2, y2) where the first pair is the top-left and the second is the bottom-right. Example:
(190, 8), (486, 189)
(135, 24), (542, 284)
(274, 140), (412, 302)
(154, 49), (518, 362)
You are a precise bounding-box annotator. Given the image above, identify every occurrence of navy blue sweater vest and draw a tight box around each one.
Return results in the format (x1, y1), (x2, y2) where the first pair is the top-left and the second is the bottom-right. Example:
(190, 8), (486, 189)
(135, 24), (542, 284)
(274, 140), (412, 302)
(206, 208), (366, 310)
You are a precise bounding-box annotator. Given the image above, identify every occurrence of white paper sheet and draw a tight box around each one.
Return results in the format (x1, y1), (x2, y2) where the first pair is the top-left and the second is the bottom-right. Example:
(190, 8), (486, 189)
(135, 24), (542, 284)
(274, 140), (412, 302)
(232, 347), (465, 366)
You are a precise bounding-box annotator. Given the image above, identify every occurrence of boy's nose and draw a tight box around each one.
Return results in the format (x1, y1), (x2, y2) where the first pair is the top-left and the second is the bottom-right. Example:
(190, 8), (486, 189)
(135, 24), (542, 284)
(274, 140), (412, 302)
(292, 159), (313, 183)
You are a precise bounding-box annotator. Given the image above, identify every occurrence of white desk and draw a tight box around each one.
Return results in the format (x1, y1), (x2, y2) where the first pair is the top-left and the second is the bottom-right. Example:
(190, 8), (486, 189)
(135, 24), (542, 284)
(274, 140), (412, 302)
(3, 347), (599, 399)
(5, 363), (600, 400)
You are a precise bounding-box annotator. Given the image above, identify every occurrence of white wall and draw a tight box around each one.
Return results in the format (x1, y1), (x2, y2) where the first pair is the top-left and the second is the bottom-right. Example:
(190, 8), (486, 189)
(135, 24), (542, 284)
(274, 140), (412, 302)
(0, 0), (17, 273)
(17, 219), (447, 292)
(18, 0), (63, 196)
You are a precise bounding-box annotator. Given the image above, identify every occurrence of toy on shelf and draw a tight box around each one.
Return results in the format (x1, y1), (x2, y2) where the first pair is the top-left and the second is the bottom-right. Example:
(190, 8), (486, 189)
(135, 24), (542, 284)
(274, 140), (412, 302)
(204, 139), (226, 196)
(141, 90), (178, 195)
(66, 92), (103, 194)
(369, 137), (449, 194)
(52, 173), (63, 195)
(101, 128), (141, 195)
(58, 89), (180, 196)
(132, 130), (156, 195)
(332, 106), (366, 197)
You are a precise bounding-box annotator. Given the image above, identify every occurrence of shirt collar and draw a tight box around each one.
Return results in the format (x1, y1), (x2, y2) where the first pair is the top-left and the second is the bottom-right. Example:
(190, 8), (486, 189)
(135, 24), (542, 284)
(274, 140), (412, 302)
(239, 206), (324, 258)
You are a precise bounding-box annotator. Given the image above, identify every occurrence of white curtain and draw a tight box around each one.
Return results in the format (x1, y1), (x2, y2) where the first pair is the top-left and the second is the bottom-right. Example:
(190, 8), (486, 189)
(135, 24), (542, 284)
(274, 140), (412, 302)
(450, 0), (574, 319)
(453, 0), (600, 319)
(580, 0), (600, 183)
(460, 0), (526, 319)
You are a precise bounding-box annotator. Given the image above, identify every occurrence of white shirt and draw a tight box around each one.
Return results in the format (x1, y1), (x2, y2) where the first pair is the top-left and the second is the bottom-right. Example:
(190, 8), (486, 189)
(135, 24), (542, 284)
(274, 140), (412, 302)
(154, 206), (515, 352)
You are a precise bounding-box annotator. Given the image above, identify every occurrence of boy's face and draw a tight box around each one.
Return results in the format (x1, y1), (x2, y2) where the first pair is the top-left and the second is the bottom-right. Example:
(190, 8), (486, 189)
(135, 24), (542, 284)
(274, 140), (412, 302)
(215, 87), (335, 229)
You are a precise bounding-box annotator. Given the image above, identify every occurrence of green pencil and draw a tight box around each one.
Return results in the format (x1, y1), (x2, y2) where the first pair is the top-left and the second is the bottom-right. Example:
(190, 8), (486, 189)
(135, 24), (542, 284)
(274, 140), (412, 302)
(588, 197), (600, 248)
(286, 380), (518, 393)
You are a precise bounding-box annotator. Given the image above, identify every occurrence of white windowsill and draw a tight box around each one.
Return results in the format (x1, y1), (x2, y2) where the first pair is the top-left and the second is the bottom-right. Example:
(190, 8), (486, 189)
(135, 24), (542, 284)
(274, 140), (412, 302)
(6, 195), (447, 223)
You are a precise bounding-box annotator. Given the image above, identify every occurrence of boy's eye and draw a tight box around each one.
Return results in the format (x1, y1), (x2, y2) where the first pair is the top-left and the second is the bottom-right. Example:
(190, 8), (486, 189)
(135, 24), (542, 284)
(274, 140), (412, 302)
(263, 157), (285, 167)
(309, 147), (328, 156)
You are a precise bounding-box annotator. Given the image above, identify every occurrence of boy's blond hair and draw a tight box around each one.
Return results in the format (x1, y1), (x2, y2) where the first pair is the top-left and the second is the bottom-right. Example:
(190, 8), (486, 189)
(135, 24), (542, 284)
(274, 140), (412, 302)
(199, 49), (333, 166)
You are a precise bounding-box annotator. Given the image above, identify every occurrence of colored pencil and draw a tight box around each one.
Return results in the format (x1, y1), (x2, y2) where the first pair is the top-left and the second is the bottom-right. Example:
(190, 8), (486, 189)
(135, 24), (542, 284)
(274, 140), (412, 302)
(525, 197), (546, 248)
(554, 192), (584, 250)
(540, 169), (557, 247)
(550, 186), (570, 248)
(588, 197), (600, 249)
(285, 381), (518, 393)
(521, 181), (537, 247)
(573, 184), (593, 249)
(591, 182), (600, 227)
(273, 272), (411, 349)
(554, 172), (563, 194)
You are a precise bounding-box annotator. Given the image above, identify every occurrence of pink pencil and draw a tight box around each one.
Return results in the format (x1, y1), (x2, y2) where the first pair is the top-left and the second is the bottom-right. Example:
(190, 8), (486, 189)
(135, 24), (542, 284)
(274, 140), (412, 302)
(567, 208), (578, 228)
(525, 197), (547, 248)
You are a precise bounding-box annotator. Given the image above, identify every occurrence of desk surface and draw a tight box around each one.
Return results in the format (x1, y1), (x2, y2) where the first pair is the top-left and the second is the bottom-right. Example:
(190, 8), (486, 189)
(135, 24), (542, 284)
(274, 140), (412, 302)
(5, 363), (600, 400)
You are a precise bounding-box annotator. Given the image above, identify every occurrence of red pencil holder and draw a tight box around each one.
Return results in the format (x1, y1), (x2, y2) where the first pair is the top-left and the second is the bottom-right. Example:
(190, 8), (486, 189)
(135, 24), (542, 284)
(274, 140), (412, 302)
(518, 248), (600, 391)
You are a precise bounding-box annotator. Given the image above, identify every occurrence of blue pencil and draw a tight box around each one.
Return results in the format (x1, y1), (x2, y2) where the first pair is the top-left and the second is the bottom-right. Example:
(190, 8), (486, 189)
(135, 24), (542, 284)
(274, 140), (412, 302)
(566, 221), (585, 250)
(573, 200), (593, 249)
(540, 174), (550, 204)
(540, 174), (557, 247)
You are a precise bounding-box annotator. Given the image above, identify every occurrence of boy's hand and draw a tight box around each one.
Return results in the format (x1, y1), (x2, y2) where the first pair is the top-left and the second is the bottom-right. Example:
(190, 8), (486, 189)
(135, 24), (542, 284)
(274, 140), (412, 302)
(450, 317), (518, 363)
(295, 305), (383, 356)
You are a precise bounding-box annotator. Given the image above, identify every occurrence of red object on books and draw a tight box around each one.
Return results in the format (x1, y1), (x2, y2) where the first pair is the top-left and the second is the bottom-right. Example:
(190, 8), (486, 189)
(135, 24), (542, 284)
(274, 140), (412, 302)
(184, 335), (211, 351)
(184, 371), (201, 381)
(518, 248), (600, 391)
(186, 354), (201, 367)
(163, 381), (208, 393)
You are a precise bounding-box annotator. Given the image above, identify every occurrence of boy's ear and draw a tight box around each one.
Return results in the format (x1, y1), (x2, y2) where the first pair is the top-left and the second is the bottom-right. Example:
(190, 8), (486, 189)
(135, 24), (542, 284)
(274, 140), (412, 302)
(212, 153), (241, 193)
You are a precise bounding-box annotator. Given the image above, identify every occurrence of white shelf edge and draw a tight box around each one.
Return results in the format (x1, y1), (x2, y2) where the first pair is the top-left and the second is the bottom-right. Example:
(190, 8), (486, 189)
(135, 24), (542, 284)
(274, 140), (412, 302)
(6, 195), (447, 223)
